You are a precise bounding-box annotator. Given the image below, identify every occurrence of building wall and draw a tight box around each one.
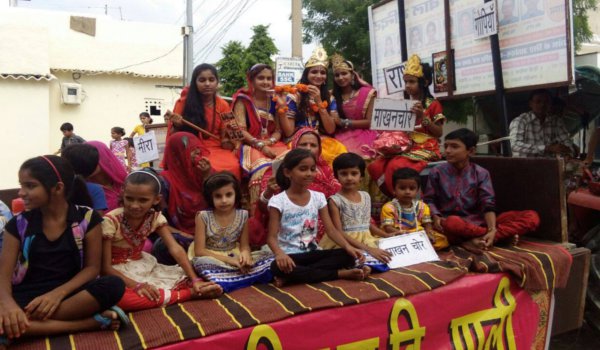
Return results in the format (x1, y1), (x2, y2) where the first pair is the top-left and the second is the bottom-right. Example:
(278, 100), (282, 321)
(48, 72), (181, 153)
(0, 79), (51, 189)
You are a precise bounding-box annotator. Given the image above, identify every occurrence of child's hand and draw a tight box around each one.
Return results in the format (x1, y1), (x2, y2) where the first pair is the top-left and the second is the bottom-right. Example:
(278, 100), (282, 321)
(479, 228), (496, 250)
(345, 246), (365, 263)
(192, 280), (223, 298)
(265, 177), (280, 197)
(275, 253), (295, 274)
(135, 283), (161, 302)
(239, 251), (253, 274)
(411, 101), (424, 119)
(433, 215), (444, 232)
(0, 301), (29, 339)
(196, 156), (211, 175)
(367, 247), (392, 264)
(425, 229), (436, 244)
(24, 289), (65, 320)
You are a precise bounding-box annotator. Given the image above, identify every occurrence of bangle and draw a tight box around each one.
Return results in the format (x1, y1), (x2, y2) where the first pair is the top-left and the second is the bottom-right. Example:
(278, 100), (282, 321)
(342, 119), (352, 129)
(191, 277), (204, 284)
(421, 117), (431, 127)
(255, 141), (266, 150)
(269, 137), (277, 145)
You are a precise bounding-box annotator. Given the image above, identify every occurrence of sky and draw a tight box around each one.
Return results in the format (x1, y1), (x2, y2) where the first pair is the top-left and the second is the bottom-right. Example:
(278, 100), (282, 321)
(7, 0), (316, 64)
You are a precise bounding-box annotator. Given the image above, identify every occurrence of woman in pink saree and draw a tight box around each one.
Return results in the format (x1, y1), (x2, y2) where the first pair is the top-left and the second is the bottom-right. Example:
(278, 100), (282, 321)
(86, 141), (128, 211)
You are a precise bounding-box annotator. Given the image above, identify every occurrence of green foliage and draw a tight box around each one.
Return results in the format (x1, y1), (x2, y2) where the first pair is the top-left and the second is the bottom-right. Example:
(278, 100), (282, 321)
(216, 41), (247, 97)
(573, 0), (598, 51)
(244, 25), (279, 71)
(217, 25), (279, 97)
(303, 0), (378, 82)
(441, 98), (473, 124)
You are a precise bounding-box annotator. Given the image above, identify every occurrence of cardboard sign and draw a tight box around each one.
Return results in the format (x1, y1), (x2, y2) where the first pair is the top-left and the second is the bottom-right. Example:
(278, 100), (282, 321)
(371, 98), (417, 131)
(275, 57), (304, 86)
(473, 1), (497, 39)
(383, 63), (405, 95)
(378, 231), (439, 269)
(133, 131), (159, 163)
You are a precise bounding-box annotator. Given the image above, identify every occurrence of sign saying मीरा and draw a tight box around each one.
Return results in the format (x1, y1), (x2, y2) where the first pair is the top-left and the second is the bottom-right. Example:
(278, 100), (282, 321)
(371, 98), (417, 131)
(134, 131), (159, 163)
(378, 231), (439, 269)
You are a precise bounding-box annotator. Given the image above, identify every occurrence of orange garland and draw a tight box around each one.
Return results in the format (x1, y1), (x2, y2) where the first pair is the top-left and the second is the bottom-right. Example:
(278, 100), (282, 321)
(272, 84), (328, 115)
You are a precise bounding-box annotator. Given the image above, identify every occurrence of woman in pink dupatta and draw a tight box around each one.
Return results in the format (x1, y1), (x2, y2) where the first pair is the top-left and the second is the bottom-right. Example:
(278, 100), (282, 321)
(330, 54), (378, 158)
(87, 141), (128, 211)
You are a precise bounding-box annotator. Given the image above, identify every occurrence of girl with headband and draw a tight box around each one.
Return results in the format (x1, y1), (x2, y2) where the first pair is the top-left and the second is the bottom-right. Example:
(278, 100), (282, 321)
(101, 170), (222, 312)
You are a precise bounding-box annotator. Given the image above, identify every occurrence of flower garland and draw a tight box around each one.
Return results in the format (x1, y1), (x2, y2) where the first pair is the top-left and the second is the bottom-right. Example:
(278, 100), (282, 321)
(272, 84), (328, 115)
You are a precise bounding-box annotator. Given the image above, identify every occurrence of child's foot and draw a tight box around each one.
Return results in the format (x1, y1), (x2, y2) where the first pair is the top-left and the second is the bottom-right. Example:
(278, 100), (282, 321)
(94, 310), (121, 331)
(361, 266), (372, 278)
(511, 234), (520, 246)
(273, 276), (287, 288)
(193, 283), (223, 299)
(338, 268), (367, 281)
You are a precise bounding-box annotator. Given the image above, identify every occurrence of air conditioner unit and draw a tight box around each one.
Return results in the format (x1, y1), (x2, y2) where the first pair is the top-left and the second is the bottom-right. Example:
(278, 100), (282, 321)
(61, 83), (82, 105)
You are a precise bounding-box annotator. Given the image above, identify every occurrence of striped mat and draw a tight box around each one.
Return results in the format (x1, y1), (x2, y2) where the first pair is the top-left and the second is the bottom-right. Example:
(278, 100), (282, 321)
(11, 240), (571, 350)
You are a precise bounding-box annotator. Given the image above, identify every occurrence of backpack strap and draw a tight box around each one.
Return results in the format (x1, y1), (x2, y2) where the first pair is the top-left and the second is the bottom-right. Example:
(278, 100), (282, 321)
(12, 214), (34, 285)
(71, 206), (93, 269)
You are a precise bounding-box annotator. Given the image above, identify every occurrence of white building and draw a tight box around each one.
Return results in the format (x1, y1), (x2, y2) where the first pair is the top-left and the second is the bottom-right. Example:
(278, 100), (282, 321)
(0, 7), (183, 189)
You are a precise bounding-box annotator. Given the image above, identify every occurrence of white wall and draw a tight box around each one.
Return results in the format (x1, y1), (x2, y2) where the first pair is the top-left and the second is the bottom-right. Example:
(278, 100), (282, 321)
(0, 79), (50, 189)
(49, 72), (181, 151)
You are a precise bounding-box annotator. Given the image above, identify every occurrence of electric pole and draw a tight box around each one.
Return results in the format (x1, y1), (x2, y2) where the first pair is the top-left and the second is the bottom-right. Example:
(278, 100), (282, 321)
(291, 0), (302, 58)
(183, 0), (194, 86)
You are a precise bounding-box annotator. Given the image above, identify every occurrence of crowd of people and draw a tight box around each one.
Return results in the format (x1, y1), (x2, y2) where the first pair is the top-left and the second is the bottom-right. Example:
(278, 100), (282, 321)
(0, 46), (587, 346)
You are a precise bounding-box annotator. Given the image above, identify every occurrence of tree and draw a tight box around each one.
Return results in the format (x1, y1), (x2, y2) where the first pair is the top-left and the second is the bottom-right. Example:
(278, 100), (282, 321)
(216, 41), (247, 97)
(244, 24), (279, 71)
(216, 25), (279, 97)
(573, 0), (598, 51)
(303, 0), (378, 81)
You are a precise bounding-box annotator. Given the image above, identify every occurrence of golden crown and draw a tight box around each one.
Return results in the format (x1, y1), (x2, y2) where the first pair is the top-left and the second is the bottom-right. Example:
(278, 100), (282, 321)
(404, 54), (423, 78)
(331, 53), (353, 72)
(305, 46), (329, 69)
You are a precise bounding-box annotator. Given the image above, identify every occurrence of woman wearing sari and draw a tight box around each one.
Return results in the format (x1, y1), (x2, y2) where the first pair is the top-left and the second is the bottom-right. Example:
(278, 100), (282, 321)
(279, 47), (347, 166)
(330, 54), (379, 159)
(151, 132), (214, 265)
(168, 63), (241, 179)
(86, 141), (128, 211)
(367, 55), (445, 196)
(231, 64), (288, 211)
(250, 127), (341, 246)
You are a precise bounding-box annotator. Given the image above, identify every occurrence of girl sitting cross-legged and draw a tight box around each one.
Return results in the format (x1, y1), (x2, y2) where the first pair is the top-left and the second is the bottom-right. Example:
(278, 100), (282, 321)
(190, 172), (273, 293)
(0, 156), (127, 347)
(101, 170), (222, 312)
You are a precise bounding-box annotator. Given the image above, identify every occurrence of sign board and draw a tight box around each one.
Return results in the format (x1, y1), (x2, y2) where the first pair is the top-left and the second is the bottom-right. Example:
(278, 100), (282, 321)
(383, 63), (405, 95)
(145, 124), (167, 169)
(134, 130), (159, 164)
(378, 231), (439, 269)
(473, 1), (497, 39)
(371, 98), (417, 131)
(275, 57), (304, 85)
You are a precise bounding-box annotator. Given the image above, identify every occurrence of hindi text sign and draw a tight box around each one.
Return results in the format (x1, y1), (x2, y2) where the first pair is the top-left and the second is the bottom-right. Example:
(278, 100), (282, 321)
(383, 63), (405, 95)
(134, 131), (159, 164)
(371, 98), (417, 131)
(378, 231), (439, 269)
(473, 1), (497, 40)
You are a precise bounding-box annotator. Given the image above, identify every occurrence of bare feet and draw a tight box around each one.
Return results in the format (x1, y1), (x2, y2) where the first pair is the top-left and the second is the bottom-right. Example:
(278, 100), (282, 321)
(511, 234), (520, 246)
(338, 268), (367, 281)
(192, 283), (223, 299)
(273, 276), (287, 288)
(361, 266), (372, 279)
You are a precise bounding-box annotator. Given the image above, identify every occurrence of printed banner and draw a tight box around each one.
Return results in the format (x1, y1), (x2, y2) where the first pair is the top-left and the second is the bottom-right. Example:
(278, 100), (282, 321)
(160, 273), (550, 350)
(133, 130), (159, 163)
(275, 57), (304, 85)
(378, 231), (439, 268)
(371, 98), (417, 131)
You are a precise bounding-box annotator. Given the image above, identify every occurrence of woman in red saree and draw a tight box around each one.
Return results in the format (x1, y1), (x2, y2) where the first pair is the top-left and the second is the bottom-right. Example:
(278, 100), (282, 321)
(168, 63), (241, 179)
(151, 132), (213, 265)
(250, 127), (341, 246)
(231, 64), (288, 212)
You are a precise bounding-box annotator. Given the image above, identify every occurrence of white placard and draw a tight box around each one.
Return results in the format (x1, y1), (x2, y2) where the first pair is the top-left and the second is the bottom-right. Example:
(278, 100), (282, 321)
(473, 1), (497, 39)
(383, 63), (405, 95)
(378, 231), (439, 269)
(275, 57), (304, 86)
(133, 131), (159, 164)
(371, 98), (417, 131)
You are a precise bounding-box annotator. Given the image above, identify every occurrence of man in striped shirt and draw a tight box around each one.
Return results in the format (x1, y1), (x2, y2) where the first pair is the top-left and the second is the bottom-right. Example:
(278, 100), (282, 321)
(509, 89), (574, 158)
